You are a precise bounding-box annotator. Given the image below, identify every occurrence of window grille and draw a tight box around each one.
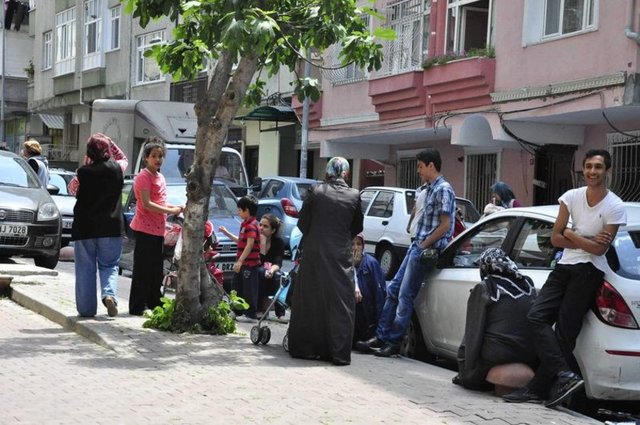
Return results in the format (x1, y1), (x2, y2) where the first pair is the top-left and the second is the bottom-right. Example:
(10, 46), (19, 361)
(398, 157), (420, 189)
(325, 15), (370, 85)
(465, 153), (497, 210)
(375, 0), (430, 77)
(607, 132), (640, 202)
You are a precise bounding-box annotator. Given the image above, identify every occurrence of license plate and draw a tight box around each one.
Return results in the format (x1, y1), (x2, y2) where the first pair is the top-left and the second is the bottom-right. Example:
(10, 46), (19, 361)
(220, 262), (235, 271)
(0, 224), (28, 237)
(62, 220), (73, 229)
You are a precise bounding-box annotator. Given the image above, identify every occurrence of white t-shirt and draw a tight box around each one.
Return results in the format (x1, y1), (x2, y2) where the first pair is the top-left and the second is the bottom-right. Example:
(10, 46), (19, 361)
(558, 187), (626, 272)
(410, 185), (428, 238)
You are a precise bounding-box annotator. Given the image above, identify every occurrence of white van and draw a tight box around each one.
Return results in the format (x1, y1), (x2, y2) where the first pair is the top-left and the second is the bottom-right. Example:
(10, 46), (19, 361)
(91, 99), (249, 196)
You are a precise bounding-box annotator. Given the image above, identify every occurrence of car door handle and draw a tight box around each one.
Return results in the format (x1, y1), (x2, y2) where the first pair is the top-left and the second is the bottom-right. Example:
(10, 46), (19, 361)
(382, 220), (389, 226)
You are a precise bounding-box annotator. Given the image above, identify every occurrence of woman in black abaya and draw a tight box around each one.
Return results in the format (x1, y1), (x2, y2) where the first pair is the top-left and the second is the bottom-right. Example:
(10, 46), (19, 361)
(288, 157), (363, 366)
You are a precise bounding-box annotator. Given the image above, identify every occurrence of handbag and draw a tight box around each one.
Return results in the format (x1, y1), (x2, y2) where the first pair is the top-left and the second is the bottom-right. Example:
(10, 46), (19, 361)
(419, 248), (439, 266)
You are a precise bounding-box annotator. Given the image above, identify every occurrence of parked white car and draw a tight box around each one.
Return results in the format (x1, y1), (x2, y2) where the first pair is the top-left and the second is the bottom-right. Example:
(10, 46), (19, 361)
(360, 186), (479, 279)
(404, 204), (640, 402)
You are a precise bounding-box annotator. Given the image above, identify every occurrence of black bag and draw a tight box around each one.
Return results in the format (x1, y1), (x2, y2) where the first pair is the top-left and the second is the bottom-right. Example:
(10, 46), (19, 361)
(419, 248), (439, 266)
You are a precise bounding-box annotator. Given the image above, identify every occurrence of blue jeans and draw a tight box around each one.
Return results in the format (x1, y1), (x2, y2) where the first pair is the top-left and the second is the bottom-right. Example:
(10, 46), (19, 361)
(74, 237), (122, 317)
(376, 242), (431, 345)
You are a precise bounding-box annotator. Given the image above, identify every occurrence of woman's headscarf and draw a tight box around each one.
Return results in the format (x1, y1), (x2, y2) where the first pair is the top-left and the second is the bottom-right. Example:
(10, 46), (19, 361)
(490, 181), (516, 209)
(478, 248), (534, 301)
(325, 157), (350, 180)
(86, 133), (113, 162)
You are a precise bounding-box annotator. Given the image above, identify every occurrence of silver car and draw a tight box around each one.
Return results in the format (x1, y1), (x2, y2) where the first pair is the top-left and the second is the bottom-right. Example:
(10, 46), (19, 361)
(405, 204), (640, 401)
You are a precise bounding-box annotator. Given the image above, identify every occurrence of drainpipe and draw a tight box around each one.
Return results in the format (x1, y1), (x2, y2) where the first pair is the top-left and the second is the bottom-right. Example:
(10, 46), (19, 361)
(625, 0), (640, 44)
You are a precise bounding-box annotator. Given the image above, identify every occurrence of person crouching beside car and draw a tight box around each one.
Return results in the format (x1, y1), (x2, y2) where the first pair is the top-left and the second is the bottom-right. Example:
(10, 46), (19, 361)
(453, 248), (538, 394)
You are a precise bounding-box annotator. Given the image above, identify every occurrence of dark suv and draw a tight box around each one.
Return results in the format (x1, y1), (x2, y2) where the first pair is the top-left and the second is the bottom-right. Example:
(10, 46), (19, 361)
(0, 151), (62, 269)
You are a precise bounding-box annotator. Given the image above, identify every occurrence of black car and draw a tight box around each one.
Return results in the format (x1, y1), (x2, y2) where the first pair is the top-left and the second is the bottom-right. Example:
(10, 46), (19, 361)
(0, 151), (62, 269)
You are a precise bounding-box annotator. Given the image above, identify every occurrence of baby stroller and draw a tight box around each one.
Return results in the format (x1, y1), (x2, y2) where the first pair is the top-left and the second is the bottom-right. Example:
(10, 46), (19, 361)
(249, 227), (301, 349)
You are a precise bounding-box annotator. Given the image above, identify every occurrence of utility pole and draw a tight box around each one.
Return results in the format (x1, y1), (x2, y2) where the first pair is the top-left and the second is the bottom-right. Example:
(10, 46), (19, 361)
(1, 4), (6, 149)
(299, 50), (311, 179)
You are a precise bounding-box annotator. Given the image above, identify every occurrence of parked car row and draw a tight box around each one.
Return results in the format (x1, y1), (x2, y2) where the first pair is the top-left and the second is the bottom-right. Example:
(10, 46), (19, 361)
(0, 151), (61, 269)
(252, 176), (321, 252)
(403, 204), (640, 402)
(359, 186), (481, 279)
(120, 181), (242, 284)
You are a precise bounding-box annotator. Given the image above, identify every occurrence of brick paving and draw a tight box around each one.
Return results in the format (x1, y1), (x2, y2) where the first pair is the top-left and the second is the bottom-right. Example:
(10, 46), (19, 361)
(0, 261), (600, 425)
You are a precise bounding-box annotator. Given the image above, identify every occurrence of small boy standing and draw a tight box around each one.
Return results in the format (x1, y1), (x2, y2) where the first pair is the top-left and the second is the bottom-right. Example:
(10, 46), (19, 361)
(219, 195), (261, 319)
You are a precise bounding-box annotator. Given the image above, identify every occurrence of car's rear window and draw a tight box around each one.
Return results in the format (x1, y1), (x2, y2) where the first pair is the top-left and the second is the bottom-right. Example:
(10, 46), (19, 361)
(404, 190), (416, 213)
(610, 231), (640, 280)
(296, 183), (314, 200)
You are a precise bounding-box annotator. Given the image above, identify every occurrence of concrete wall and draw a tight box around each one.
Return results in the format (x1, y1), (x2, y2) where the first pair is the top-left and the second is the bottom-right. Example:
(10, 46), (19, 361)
(495, 0), (637, 91)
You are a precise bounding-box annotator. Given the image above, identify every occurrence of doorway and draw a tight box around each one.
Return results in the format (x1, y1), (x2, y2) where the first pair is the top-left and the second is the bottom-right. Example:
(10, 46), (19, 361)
(534, 145), (577, 206)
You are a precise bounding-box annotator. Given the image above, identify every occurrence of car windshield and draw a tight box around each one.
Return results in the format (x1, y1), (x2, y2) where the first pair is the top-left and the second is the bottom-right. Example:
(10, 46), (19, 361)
(610, 230), (640, 280)
(161, 148), (247, 188)
(49, 173), (73, 196)
(0, 156), (41, 188)
(165, 184), (237, 218)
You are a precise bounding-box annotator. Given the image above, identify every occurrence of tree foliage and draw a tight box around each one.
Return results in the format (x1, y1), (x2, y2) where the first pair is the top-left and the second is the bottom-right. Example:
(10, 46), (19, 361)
(123, 0), (388, 329)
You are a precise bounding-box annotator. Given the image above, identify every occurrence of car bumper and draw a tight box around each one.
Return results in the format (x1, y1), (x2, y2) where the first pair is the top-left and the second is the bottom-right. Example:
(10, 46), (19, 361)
(576, 313), (640, 400)
(60, 215), (73, 244)
(0, 221), (61, 259)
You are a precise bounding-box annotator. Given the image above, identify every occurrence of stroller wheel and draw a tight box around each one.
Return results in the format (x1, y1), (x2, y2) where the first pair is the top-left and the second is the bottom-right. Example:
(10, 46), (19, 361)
(260, 326), (271, 345)
(250, 325), (262, 345)
(282, 330), (289, 352)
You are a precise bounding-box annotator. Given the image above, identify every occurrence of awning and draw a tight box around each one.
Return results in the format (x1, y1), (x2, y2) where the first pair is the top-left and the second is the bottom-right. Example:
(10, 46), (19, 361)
(240, 105), (298, 122)
(39, 114), (64, 129)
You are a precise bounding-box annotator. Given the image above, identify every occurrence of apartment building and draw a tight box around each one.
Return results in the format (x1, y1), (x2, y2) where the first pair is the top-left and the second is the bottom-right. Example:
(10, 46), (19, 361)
(1, 0), (32, 152)
(308, 0), (640, 207)
(28, 0), (306, 179)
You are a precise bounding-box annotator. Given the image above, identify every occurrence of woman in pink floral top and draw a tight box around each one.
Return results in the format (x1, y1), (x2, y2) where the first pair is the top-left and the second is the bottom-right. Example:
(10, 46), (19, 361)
(128, 137), (183, 315)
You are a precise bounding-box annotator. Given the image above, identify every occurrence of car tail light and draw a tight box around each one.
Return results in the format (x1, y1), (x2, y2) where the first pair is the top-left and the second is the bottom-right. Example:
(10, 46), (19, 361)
(281, 198), (298, 218)
(594, 281), (639, 329)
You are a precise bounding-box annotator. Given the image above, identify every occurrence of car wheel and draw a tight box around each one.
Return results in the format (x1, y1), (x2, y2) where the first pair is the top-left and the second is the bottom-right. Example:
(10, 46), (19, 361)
(401, 315), (430, 361)
(377, 245), (399, 280)
(34, 253), (59, 269)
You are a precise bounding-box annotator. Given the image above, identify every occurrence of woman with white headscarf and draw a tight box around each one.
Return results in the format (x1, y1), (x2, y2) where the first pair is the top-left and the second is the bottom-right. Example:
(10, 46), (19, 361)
(288, 157), (364, 366)
(454, 248), (538, 391)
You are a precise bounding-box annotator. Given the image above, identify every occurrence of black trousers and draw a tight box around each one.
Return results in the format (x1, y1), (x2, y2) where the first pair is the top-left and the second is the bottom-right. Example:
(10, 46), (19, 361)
(129, 231), (164, 314)
(526, 263), (603, 395)
(232, 265), (259, 317)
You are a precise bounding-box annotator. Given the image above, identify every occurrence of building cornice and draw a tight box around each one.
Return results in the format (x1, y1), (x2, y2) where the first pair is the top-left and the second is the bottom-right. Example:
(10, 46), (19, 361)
(491, 72), (627, 103)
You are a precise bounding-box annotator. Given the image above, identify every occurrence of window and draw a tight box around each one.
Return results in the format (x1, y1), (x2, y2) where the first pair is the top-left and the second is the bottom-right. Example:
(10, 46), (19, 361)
(446, 0), (491, 54)
(465, 152), (497, 214)
(263, 180), (286, 198)
(367, 191), (394, 218)
(544, 0), (595, 37)
(360, 190), (377, 214)
(43, 31), (53, 70)
(83, 0), (103, 69)
(451, 217), (513, 268)
(136, 31), (165, 84)
(607, 131), (640, 202)
(381, 0), (431, 75)
(523, 0), (597, 45)
(55, 7), (76, 76)
(398, 156), (420, 189)
(328, 14), (371, 84)
(511, 219), (555, 268)
(108, 5), (121, 50)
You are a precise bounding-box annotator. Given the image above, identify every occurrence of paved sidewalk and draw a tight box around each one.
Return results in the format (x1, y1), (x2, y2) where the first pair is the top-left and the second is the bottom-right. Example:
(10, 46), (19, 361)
(0, 260), (600, 425)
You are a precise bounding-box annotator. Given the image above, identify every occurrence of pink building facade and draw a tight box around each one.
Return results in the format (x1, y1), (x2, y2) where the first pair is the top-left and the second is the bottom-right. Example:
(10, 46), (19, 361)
(301, 0), (640, 208)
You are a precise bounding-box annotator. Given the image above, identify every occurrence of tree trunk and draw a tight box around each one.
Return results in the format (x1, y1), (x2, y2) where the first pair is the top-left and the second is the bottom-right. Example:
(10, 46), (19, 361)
(173, 52), (259, 329)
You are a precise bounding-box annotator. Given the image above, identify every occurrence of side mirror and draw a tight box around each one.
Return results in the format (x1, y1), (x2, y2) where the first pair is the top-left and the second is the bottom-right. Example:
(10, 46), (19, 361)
(251, 176), (262, 193)
(46, 184), (60, 195)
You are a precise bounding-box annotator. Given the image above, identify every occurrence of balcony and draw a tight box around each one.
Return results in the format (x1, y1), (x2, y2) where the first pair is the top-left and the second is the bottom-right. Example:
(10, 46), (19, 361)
(423, 56), (496, 115)
(368, 72), (426, 121)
